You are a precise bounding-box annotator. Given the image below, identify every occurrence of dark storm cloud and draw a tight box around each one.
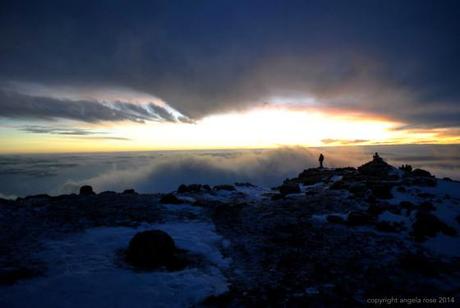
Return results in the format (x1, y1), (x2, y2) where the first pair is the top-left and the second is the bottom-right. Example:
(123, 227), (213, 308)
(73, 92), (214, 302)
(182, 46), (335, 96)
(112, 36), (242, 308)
(0, 89), (183, 123)
(0, 0), (459, 127)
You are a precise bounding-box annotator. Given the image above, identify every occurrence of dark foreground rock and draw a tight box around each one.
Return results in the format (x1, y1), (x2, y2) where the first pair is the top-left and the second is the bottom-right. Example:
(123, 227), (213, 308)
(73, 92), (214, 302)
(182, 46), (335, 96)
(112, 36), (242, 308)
(79, 185), (95, 195)
(160, 193), (183, 204)
(126, 230), (176, 268)
(412, 211), (457, 241)
(278, 182), (301, 195)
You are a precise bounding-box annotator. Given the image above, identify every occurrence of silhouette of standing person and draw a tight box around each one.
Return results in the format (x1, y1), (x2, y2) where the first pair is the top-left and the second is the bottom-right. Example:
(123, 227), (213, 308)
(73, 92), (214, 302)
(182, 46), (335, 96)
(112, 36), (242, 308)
(319, 153), (324, 168)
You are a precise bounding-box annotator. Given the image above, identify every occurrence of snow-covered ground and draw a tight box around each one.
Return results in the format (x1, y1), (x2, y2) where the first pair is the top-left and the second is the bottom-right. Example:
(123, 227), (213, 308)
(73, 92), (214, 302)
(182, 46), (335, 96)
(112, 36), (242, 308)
(0, 222), (230, 308)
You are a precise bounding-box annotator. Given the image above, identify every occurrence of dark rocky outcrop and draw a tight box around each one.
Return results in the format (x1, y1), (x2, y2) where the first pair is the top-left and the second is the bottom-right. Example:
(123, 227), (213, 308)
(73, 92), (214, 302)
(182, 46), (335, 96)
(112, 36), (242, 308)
(278, 183), (301, 195)
(357, 156), (395, 178)
(126, 230), (176, 268)
(214, 184), (236, 191)
(411, 169), (432, 178)
(368, 182), (393, 199)
(160, 194), (183, 204)
(79, 185), (95, 195)
(2, 153), (459, 306)
(177, 184), (211, 194)
(402, 168), (437, 187)
(411, 211), (456, 241)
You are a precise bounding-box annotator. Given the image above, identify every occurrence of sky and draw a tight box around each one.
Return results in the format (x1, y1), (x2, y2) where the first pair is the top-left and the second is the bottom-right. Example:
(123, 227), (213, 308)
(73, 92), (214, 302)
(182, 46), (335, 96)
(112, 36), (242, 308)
(0, 0), (459, 153)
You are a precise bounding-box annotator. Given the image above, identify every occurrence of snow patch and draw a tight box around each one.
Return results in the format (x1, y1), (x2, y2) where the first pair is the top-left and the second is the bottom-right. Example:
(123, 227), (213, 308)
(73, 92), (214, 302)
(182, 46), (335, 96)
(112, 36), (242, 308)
(0, 222), (230, 308)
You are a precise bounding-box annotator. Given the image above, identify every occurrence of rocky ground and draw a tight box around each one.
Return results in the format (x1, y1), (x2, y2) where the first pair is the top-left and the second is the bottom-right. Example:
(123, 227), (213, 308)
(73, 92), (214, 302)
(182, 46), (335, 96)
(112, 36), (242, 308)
(1, 155), (460, 307)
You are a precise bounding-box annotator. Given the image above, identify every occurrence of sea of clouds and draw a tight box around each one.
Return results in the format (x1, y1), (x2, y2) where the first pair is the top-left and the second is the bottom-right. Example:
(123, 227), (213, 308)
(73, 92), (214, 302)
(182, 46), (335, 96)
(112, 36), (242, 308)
(0, 145), (459, 198)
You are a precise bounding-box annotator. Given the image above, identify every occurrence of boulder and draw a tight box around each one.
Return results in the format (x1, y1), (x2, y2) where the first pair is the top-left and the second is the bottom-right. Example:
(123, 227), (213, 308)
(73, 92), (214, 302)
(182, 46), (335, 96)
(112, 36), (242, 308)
(278, 183), (301, 195)
(160, 193), (183, 204)
(412, 168), (432, 178)
(79, 185), (95, 195)
(411, 211), (456, 241)
(297, 168), (328, 185)
(126, 230), (176, 268)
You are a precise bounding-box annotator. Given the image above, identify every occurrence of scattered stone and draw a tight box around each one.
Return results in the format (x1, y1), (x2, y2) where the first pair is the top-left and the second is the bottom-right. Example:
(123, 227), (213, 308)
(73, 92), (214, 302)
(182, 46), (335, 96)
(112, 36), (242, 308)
(79, 185), (95, 195)
(412, 169), (432, 178)
(278, 183), (301, 195)
(177, 184), (211, 193)
(126, 230), (177, 268)
(296, 168), (327, 185)
(347, 183), (368, 196)
(214, 184), (236, 191)
(369, 183), (393, 199)
(411, 211), (456, 241)
(330, 180), (346, 190)
(160, 194), (183, 204)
